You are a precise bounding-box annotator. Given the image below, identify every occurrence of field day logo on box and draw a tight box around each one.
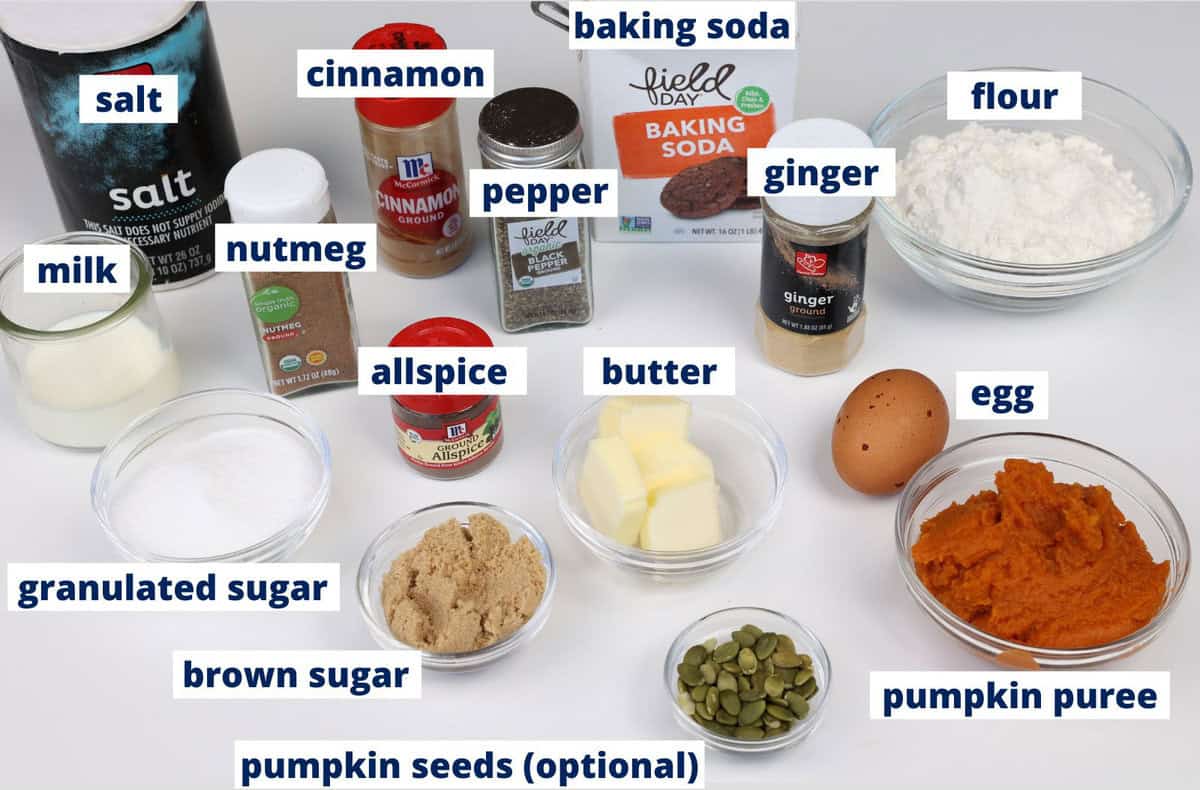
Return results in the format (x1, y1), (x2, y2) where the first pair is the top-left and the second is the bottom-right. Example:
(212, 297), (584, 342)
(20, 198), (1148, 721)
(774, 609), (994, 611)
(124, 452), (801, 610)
(397, 152), (434, 182)
(795, 251), (827, 276)
(628, 62), (734, 106)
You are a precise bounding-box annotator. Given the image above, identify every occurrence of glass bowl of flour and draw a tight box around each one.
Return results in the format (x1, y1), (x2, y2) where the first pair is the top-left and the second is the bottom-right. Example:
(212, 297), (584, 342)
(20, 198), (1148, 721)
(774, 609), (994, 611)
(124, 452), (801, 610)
(91, 388), (332, 562)
(869, 68), (1192, 310)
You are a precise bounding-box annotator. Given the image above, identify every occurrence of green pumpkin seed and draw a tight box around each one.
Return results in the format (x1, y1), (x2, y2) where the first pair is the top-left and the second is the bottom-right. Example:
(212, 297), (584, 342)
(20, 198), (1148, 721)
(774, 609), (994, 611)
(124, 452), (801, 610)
(764, 722), (792, 738)
(766, 704), (794, 721)
(690, 685), (709, 702)
(721, 661), (741, 674)
(787, 693), (810, 719)
(677, 678), (688, 695)
(763, 675), (785, 699)
(754, 634), (778, 660)
(771, 650), (804, 668)
(737, 648), (758, 675)
(799, 654), (813, 670)
(732, 629), (756, 648)
(703, 637), (717, 652)
(734, 726), (765, 740)
(799, 677), (818, 699)
(700, 662), (717, 684)
(741, 624), (764, 638)
(763, 658), (775, 676)
(778, 668), (797, 686)
(775, 634), (796, 654)
(717, 671), (737, 692)
(738, 699), (767, 726)
(679, 663), (704, 686)
(762, 715), (782, 729)
(719, 689), (741, 716)
(677, 692), (696, 715)
(715, 710), (737, 725)
(695, 703), (714, 721)
(737, 676), (751, 693)
(738, 688), (766, 702)
(705, 686), (719, 715)
(683, 645), (707, 666)
(712, 641), (740, 664)
(792, 668), (814, 687)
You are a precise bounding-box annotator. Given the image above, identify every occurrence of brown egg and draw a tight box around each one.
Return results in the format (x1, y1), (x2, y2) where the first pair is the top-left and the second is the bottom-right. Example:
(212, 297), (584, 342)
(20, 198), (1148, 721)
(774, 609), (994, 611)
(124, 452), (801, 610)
(832, 369), (949, 495)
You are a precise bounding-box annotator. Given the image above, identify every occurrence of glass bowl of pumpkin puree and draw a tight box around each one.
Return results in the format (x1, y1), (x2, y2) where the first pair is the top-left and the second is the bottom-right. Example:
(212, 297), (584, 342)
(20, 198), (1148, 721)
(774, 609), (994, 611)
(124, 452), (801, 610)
(896, 433), (1190, 668)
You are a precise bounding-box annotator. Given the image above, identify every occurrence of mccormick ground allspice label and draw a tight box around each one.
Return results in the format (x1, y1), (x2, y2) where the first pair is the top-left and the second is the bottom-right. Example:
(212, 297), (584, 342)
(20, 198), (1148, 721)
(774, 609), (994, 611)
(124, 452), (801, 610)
(0, 2), (241, 288)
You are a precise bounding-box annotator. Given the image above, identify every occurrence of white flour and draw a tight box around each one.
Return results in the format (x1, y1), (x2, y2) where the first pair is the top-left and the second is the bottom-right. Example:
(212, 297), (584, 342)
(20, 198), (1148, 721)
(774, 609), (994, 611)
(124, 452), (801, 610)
(889, 123), (1155, 264)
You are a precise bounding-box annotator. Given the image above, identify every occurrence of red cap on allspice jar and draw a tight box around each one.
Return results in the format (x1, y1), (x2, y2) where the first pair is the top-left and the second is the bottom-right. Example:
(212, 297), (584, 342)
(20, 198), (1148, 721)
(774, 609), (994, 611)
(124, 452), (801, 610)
(389, 316), (494, 416)
(353, 23), (453, 127)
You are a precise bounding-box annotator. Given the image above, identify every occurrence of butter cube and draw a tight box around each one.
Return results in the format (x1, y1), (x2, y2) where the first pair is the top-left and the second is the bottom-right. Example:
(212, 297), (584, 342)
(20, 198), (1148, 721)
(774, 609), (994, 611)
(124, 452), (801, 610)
(597, 396), (691, 451)
(639, 479), (722, 552)
(633, 439), (715, 501)
(578, 436), (647, 546)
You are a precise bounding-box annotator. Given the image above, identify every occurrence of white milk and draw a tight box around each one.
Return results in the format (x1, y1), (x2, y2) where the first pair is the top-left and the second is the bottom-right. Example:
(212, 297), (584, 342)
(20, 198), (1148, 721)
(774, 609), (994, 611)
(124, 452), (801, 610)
(14, 311), (182, 447)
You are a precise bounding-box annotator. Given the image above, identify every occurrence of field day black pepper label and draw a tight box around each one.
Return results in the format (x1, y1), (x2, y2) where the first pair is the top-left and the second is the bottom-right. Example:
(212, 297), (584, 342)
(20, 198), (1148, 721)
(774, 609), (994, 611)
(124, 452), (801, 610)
(505, 218), (583, 290)
(760, 229), (867, 335)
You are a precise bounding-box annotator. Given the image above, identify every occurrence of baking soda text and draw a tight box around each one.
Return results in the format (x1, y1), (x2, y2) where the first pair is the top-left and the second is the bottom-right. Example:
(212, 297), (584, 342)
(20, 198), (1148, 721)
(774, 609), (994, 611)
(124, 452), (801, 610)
(748, 147), (897, 198)
(470, 169), (619, 217)
(870, 672), (1169, 720)
(174, 651), (420, 700)
(79, 74), (178, 123)
(569, 1), (796, 50)
(946, 70), (1082, 120)
(6, 563), (339, 612)
(22, 243), (131, 294)
(296, 50), (494, 98)
(358, 346), (528, 396)
(584, 347), (736, 395)
(215, 223), (377, 272)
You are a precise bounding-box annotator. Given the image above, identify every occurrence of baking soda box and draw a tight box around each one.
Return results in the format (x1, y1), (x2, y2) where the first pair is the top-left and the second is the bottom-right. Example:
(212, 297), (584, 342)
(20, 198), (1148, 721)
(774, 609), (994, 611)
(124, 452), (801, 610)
(583, 49), (799, 242)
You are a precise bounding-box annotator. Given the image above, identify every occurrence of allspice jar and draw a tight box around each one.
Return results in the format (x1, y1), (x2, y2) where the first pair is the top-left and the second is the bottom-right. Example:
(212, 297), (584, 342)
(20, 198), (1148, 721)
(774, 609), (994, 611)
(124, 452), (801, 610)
(756, 118), (874, 377)
(388, 317), (504, 480)
(354, 23), (472, 277)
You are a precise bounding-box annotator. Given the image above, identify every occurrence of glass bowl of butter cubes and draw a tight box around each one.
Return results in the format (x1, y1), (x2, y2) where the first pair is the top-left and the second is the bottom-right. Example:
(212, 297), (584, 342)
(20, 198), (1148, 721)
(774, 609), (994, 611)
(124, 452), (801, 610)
(553, 397), (788, 579)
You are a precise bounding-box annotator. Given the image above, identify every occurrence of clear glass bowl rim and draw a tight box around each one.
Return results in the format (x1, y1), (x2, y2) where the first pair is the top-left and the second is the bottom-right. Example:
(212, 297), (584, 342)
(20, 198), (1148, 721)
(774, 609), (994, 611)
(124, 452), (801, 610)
(355, 500), (558, 668)
(662, 606), (832, 752)
(867, 66), (1194, 275)
(551, 396), (789, 572)
(895, 431), (1192, 662)
(90, 387), (333, 562)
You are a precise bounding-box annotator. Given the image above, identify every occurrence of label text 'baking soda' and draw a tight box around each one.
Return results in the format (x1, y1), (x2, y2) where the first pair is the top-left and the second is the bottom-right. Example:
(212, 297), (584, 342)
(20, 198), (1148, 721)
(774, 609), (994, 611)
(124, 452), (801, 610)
(79, 74), (178, 123)
(583, 347), (736, 395)
(23, 243), (131, 294)
(296, 50), (494, 98)
(358, 347), (528, 396)
(6, 563), (340, 613)
(947, 71), (1082, 121)
(469, 169), (619, 217)
(955, 371), (1049, 420)
(174, 650), (421, 700)
(570, 1), (797, 49)
(871, 672), (1168, 720)
(235, 740), (703, 788)
(747, 147), (896, 198)
(214, 223), (377, 272)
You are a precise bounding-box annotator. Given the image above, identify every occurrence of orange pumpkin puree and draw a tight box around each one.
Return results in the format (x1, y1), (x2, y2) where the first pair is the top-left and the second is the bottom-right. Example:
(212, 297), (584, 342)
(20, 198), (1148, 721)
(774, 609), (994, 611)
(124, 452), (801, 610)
(912, 458), (1168, 649)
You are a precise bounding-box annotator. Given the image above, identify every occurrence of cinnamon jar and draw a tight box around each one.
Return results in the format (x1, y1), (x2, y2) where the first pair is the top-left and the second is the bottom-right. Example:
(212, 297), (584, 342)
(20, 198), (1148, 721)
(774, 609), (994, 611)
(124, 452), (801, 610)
(354, 23), (472, 277)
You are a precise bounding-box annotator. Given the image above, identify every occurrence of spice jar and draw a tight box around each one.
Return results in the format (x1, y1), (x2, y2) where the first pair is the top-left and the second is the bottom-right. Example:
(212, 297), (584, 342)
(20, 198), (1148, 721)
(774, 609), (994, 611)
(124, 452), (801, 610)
(388, 317), (503, 479)
(0, 232), (181, 447)
(354, 23), (472, 278)
(478, 87), (594, 332)
(756, 119), (874, 377)
(224, 148), (360, 397)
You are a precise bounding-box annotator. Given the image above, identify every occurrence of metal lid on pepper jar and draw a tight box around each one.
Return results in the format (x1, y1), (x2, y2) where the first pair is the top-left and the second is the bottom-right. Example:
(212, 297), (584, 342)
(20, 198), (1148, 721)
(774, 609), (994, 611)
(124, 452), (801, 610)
(353, 23), (453, 128)
(388, 316), (494, 416)
(478, 87), (583, 168)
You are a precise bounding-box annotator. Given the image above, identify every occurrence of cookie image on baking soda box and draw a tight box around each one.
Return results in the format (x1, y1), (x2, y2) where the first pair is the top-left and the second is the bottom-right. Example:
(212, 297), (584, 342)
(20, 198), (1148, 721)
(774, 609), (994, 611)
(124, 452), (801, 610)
(579, 48), (799, 242)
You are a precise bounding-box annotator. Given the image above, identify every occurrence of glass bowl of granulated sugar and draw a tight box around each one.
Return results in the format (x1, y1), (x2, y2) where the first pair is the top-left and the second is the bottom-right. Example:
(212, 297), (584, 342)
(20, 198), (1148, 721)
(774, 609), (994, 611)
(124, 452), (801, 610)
(869, 68), (1192, 310)
(92, 388), (332, 562)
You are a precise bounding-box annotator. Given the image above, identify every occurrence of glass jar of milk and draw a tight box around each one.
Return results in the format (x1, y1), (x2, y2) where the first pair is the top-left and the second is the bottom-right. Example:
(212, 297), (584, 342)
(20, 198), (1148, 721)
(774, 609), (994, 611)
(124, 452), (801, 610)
(0, 233), (181, 448)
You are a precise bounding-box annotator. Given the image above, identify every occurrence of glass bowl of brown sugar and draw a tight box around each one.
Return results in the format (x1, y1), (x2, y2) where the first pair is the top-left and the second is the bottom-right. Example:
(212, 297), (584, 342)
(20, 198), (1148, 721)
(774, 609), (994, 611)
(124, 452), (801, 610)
(357, 501), (557, 672)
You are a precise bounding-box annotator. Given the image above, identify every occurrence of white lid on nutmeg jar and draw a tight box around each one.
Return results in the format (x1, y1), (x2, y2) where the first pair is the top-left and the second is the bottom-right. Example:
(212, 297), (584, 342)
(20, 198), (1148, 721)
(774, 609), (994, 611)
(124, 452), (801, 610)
(224, 148), (333, 224)
(763, 118), (875, 227)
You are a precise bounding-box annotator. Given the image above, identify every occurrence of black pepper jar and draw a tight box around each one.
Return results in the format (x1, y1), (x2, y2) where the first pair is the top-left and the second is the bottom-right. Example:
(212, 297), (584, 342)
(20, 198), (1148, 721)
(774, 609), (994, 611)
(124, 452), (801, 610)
(477, 88), (594, 332)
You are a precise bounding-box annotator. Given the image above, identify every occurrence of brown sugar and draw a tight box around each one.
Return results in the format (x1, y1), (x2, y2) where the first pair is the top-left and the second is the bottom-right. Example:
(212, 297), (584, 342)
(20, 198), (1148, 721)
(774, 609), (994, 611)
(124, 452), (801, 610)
(911, 459), (1169, 649)
(381, 512), (546, 653)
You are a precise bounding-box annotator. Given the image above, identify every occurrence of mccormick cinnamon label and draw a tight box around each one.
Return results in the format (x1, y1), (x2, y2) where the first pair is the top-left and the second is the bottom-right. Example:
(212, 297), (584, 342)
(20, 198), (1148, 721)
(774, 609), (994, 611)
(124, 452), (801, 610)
(392, 399), (502, 471)
(376, 152), (465, 244)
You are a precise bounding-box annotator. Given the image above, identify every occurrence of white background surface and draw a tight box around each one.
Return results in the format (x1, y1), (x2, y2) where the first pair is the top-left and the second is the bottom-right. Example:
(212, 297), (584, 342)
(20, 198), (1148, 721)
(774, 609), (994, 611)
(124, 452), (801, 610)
(1, 2), (1198, 787)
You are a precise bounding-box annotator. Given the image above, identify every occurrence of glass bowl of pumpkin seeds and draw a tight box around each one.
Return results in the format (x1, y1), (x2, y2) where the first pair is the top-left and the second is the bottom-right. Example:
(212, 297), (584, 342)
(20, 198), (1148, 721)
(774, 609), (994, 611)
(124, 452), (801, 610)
(664, 607), (831, 753)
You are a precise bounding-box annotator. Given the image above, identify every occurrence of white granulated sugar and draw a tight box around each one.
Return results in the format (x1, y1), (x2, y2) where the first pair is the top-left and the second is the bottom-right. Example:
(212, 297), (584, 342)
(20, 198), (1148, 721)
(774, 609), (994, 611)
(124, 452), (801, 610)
(889, 123), (1155, 264)
(107, 424), (322, 558)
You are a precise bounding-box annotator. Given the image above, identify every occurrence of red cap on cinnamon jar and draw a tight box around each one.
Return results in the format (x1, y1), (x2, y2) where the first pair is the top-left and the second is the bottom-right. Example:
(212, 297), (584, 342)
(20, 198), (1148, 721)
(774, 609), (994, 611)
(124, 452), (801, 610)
(353, 23), (453, 127)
